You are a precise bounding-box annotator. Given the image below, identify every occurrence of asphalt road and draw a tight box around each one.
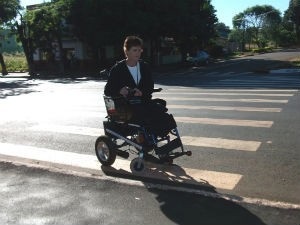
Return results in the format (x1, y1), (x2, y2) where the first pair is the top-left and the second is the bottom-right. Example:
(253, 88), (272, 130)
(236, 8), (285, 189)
(0, 49), (300, 224)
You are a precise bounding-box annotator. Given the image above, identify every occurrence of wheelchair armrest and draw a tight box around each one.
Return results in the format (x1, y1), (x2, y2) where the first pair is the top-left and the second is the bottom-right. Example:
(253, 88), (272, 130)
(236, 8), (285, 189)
(153, 88), (162, 93)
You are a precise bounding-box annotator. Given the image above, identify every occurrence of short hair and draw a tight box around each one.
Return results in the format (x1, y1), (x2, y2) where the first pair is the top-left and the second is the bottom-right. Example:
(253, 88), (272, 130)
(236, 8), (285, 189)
(123, 36), (143, 51)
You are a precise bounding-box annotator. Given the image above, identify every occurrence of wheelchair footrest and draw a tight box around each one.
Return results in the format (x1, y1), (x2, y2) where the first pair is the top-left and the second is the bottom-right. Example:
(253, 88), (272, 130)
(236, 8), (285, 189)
(169, 150), (192, 159)
(155, 138), (182, 155)
(116, 149), (130, 159)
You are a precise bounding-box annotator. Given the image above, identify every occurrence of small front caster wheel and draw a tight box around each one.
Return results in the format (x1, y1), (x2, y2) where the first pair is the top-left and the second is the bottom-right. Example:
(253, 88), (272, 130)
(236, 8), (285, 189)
(95, 135), (116, 166)
(130, 157), (145, 172)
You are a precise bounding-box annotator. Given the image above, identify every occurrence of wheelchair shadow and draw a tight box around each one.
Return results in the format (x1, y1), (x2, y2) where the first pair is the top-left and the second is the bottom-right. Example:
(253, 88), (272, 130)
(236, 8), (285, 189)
(101, 162), (266, 225)
(148, 187), (266, 225)
(101, 160), (215, 192)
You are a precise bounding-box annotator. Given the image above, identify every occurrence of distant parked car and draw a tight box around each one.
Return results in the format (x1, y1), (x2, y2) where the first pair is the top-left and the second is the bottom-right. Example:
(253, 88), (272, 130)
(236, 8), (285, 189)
(186, 50), (210, 66)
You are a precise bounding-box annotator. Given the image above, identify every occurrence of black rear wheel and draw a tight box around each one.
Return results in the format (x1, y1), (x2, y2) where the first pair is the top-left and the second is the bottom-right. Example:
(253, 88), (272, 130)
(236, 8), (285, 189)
(95, 135), (117, 166)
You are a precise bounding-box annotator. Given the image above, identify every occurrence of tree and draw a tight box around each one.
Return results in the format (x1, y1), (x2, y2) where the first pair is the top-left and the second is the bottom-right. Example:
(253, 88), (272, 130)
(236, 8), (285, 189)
(0, 0), (21, 75)
(68, 0), (217, 64)
(277, 3), (298, 46)
(24, 0), (73, 75)
(174, 0), (218, 58)
(285, 0), (300, 43)
(215, 23), (230, 37)
(232, 5), (281, 49)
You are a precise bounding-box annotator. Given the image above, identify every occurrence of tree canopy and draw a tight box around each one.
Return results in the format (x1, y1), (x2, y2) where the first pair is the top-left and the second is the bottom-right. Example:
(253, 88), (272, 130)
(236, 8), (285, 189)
(2, 0), (218, 73)
(0, 0), (21, 24)
(232, 5), (281, 48)
(284, 0), (300, 42)
(68, 0), (217, 58)
(0, 0), (21, 75)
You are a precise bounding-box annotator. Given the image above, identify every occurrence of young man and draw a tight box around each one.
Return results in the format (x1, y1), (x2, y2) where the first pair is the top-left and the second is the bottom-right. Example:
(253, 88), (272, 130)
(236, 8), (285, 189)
(104, 36), (153, 102)
(104, 36), (175, 138)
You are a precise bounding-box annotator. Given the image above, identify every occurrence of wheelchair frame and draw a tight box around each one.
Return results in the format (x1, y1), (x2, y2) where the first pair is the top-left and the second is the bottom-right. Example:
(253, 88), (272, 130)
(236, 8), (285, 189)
(95, 94), (191, 172)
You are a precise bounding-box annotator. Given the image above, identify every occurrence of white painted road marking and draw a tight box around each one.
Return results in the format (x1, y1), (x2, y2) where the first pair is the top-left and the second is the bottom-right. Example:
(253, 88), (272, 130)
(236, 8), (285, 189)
(31, 124), (104, 136)
(163, 97), (288, 103)
(155, 92), (294, 97)
(0, 142), (242, 190)
(167, 105), (282, 112)
(166, 88), (299, 92)
(270, 68), (300, 73)
(30, 124), (262, 151)
(181, 136), (261, 151)
(1, 142), (299, 210)
(175, 117), (273, 128)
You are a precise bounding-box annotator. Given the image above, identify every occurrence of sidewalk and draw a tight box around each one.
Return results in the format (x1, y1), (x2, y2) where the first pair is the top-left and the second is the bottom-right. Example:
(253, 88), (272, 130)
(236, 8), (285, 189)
(0, 64), (190, 80)
(0, 72), (30, 79)
(1, 55), (297, 80)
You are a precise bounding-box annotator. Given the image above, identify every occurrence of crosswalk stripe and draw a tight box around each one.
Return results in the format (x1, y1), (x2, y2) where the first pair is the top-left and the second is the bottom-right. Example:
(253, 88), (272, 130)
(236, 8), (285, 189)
(269, 68), (300, 73)
(163, 97), (288, 103)
(30, 124), (104, 136)
(181, 136), (261, 151)
(205, 72), (219, 76)
(239, 72), (253, 75)
(225, 78), (300, 82)
(0, 142), (242, 190)
(223, 71), (234, 75)
(1, 142), (299, 210)
(218, 80), (300, 85)
(30, 124), (261, 151)
(175, 117), (273, 128)
(167, 105), (282, 112)
(195, 84), (299, 88)
(155, 92), (293, 97)
(167, 88), (299, 92)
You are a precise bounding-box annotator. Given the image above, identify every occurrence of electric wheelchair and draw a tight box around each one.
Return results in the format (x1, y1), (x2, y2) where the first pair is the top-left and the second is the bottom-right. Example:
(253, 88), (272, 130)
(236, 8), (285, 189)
(95, 88), (191, 172)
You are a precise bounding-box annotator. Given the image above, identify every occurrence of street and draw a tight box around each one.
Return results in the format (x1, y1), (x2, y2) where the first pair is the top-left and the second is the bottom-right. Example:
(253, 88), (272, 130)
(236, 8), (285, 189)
(1, 50), (300, 224)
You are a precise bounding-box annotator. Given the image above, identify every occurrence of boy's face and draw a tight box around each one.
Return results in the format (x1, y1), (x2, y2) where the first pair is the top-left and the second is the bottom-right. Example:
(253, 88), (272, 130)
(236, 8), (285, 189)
(125, 45), (143, 62)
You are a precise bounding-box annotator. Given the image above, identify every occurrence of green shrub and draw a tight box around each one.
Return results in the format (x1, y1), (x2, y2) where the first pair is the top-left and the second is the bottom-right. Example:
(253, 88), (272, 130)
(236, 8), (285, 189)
(264, 47), (273, 52)
(1, 53), (28, 72)
(291, 57), (300, 67)
(207, 45), (224, 57)
(252, 47), (273, 54)
(252, 48), (262, 53)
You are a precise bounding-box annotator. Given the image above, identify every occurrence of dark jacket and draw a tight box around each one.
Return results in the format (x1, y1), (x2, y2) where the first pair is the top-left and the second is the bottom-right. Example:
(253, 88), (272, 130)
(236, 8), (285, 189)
(104, 59), (154, 102)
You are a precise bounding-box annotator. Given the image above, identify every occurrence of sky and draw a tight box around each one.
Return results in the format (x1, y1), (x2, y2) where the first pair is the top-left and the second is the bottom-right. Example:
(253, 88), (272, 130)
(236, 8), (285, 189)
(211, 0), (290, 28)
(20, 0), (50, 8)
(21, 0), (290, 29)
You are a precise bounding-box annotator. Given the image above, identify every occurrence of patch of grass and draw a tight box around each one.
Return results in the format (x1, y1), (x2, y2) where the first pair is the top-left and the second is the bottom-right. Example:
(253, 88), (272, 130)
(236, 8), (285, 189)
(2, 53), (28, 72)
(223, 51), (254, 60)
(252, 47), (273, 53)
(290, 57), (300, 67)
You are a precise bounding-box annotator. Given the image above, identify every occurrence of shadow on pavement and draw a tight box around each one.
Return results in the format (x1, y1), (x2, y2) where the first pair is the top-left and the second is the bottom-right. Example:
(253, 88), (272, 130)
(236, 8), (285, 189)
(148, 188), (266, 225)
(154, 58), (299, 89)
(0, 80), (39, 99)
(101, 163), (215, 192)
(1, 161), (267, 225)
(101, 163), (266, 225)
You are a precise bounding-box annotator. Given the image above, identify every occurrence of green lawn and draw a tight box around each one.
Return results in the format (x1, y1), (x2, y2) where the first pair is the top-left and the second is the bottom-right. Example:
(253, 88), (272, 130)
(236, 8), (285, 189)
(1, 53), (28, 72)
(291, 57), (300, 67)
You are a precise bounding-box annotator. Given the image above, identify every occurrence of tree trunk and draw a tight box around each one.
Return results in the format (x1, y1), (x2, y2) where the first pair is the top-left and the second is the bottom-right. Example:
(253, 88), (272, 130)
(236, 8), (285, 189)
(57, 34), (65, 76)
(0, 52), (8, 75)
(16, 22), (36, 77)
(179, 37), (189, 63)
